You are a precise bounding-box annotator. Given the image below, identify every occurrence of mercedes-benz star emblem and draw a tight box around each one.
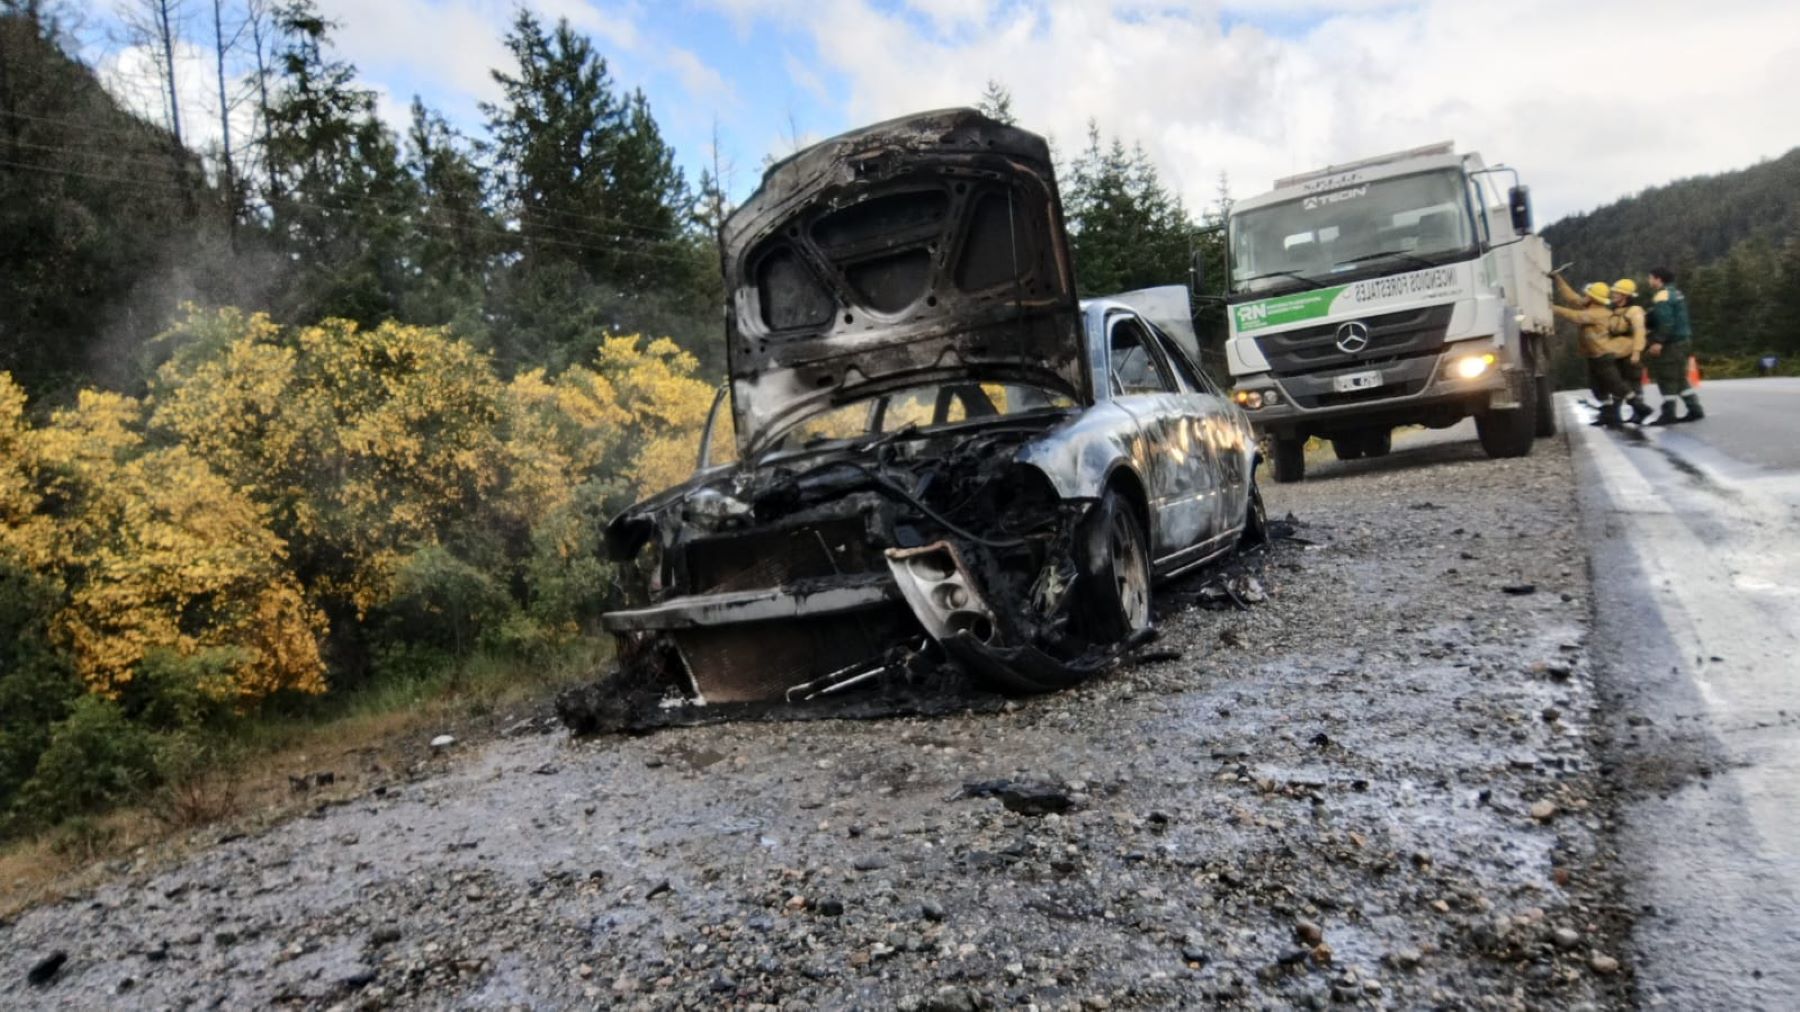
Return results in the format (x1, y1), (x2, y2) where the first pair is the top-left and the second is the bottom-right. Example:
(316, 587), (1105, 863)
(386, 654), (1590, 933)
(1334, 321), (1371, 354)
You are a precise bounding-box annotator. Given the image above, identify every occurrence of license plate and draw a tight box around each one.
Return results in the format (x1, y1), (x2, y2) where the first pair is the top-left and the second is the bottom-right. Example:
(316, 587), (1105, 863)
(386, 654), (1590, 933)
(1332, 369), (1383, 393)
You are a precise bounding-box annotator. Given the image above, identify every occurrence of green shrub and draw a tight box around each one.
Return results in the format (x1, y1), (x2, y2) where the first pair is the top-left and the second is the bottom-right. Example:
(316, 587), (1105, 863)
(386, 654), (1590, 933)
(522, 479), (617, 635)
(0, 558), (79, 820)
(381, 545), (517, 658)
(122, 647), (249, 731)
(9, 696), (161, 830)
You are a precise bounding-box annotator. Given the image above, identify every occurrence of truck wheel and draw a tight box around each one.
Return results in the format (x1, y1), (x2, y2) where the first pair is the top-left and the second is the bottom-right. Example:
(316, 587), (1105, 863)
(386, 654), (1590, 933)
(1362, 428), (1393, 458)
(1330, 437), (1364, 462)
(1476, 375), (1538, 459)
(1534, 374), (1558, 437)
(1076, 487), (1152, 643)
(1270, 436), (1306, 483)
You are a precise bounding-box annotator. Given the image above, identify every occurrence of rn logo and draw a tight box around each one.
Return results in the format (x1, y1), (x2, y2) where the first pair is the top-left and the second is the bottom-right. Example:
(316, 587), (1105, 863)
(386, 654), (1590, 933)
(1236, 303), (1268, 327)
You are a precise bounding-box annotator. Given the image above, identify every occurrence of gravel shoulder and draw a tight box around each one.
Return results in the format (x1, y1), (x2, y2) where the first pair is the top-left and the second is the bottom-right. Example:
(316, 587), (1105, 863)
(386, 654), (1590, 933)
(0, 422), (1633, 1010)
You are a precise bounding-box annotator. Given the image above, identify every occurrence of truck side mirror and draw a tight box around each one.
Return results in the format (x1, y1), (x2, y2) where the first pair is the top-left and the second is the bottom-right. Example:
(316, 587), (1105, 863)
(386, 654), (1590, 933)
(1190, 249), (1208, 295)
(1508, 185), (1533, 235)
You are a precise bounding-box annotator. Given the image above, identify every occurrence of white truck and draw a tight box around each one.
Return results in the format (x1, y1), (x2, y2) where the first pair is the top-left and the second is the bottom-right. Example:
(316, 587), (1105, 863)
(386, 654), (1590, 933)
(1213, 142), (1555, 482)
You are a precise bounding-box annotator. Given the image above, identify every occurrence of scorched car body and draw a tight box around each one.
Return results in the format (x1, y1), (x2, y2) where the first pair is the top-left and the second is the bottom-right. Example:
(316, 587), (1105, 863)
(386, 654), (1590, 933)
(599, 108), (1264, 705)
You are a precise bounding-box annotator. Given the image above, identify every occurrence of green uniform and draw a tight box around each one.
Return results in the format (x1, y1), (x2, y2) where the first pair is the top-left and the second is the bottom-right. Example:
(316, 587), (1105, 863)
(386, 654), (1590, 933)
(1645, 286), (1693, 396)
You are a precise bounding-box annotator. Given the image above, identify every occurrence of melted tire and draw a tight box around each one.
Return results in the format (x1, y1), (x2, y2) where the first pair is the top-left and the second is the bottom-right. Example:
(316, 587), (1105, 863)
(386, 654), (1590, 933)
(1241, 480), (1269, 547)
(1076, 488), (1152, 644)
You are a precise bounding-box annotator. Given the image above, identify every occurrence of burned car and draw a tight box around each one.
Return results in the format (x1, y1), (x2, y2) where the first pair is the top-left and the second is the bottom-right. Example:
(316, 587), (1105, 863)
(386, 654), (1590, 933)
(597, 108), (1263, 710)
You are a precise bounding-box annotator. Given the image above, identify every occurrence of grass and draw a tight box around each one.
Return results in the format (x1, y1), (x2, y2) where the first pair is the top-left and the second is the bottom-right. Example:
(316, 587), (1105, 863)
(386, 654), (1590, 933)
(0, 641), (607, 918)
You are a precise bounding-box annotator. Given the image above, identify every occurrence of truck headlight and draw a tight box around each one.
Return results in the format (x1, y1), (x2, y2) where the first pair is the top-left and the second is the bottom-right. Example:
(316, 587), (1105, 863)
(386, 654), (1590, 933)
(1232, 389), (1264, 409)
(1454, 353), (1497, 380)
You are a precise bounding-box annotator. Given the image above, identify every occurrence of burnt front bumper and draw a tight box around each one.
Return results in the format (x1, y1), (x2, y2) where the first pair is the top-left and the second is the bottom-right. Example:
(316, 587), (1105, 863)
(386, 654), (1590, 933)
(600, 531), (1123, 704)
(600, 573), (910, 704)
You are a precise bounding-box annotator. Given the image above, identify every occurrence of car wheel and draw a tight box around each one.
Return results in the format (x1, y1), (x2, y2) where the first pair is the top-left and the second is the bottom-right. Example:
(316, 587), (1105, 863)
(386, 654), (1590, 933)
(1270, 436), (1306, 483)
(1241, 479), (1269, 547)
(1362, 428), (1393, 458)
(1330, 437), (1364, 462)
(1534, 373), (1558, 437)
(1077, 487), (1152, 643)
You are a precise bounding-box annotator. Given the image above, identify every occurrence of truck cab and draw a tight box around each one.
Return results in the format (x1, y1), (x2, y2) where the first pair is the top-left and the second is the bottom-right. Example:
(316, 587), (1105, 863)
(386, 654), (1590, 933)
(1219, 143), (1555, 482)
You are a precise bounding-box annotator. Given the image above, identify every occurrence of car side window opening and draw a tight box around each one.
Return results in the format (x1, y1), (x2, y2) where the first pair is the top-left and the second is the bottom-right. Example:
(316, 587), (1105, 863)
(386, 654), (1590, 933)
(1109, 316), (1176, 396)
(1150, 326), (1206, 393)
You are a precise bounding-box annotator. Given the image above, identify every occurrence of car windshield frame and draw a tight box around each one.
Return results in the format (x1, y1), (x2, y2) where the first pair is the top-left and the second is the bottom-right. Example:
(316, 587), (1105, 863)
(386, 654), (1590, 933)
(704, 379), (1079, 472)
(1227, 168), (1478, 298)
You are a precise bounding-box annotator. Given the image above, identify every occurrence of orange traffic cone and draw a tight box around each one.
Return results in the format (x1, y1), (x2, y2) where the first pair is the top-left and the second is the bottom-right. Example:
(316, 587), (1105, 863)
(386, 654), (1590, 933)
(1687, 355), (1702, 388)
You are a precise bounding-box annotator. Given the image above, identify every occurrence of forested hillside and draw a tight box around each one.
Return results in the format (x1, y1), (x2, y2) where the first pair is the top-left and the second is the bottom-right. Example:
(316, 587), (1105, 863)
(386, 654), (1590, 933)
(0, 1), (724, 400)
(1542, 149), (1800, 356)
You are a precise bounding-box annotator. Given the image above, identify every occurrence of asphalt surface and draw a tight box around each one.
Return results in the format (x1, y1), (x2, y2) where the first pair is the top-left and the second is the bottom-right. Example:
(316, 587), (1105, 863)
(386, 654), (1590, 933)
(1642, 376), (1800, 471)
(2, 423), (1631, 1010)
(1566, 378), (1800, 1009)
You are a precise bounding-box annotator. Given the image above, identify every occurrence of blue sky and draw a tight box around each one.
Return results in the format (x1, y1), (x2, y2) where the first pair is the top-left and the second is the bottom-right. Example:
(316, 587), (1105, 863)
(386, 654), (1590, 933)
(82, 0), (1800, 222)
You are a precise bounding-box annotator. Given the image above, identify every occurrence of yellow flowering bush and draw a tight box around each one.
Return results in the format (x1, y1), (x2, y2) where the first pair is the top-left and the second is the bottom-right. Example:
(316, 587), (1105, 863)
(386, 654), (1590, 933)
(0, 375), (327, 703)
(152, 312), (509, 618)
(2, 309), (718, 778)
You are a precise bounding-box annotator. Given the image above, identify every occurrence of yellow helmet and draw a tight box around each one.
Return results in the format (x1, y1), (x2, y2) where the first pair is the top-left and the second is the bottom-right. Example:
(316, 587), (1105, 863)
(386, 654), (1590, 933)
(1613, 278), (1639, 297)
(1584, 281), (1611, 303)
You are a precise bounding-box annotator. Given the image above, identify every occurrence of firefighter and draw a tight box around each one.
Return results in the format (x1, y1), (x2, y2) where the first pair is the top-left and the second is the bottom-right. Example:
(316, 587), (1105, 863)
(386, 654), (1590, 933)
(1608, 278), (1653, 423)
(1644, 266), (1704, 424)
(1551, 274), (1642, 427)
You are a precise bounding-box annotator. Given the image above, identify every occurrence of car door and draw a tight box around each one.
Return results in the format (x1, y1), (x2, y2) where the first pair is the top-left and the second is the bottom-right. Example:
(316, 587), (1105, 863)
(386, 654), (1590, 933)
(1160, 336), (1253, 537)
(1105, 312), (1213, 559)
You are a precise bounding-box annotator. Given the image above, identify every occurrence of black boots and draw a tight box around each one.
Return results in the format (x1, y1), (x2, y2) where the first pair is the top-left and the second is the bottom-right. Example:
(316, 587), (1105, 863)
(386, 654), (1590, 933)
(1590, 402), (1621, 428)
(1648, 394), (1705, 426)
(1627, 398), (1653, 425)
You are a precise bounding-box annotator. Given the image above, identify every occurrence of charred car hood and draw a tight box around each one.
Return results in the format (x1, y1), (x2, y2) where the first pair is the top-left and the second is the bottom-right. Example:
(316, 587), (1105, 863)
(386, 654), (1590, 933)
(722, 108), (1087, 454)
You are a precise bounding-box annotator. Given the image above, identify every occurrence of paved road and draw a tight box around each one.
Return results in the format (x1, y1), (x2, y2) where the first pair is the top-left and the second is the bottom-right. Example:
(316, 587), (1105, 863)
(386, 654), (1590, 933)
(1567, 379), (1800, 1009)
(1647, 377), (1800, 471)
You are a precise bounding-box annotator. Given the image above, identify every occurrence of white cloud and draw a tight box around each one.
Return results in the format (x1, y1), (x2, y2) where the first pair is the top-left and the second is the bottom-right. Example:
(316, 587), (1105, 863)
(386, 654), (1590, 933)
(666, 46), (738, 107)
(903, 0), (1002, 35)
(309, 0), (654, 132)
(712, 0), (1800, 222)
(97, 36), (259, 166)
(315, 0), (515, 110)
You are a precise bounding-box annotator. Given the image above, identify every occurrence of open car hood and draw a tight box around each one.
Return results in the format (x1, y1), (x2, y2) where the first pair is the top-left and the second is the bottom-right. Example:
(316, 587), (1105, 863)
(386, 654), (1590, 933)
(722, 108), (1088, 455)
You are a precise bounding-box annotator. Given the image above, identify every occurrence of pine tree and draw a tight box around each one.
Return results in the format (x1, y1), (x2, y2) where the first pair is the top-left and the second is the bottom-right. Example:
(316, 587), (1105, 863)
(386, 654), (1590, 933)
(1063, 122), (1195, 297)
(484, 12), (688, 284)
(977, 79), (1015, 125)
(482, 10), (713, 373)
(401, 97), (490, 333)
(262, 0), (415, 323)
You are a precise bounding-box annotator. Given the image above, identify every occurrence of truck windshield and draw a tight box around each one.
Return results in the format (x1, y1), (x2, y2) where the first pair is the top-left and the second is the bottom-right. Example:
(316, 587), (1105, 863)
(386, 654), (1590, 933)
(1229, 169), (1475, 295)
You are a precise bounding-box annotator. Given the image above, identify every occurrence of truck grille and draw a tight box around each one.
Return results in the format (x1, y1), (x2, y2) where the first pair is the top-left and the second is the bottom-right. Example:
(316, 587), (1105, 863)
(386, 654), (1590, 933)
(1254, 305), (1454, 376)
